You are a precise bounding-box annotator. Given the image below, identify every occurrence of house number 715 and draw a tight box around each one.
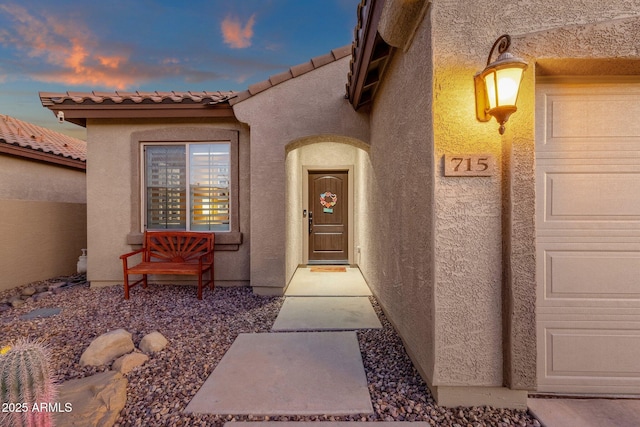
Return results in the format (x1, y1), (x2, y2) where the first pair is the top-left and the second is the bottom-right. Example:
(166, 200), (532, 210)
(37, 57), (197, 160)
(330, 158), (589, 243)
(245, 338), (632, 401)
(444, 154), (495, 177)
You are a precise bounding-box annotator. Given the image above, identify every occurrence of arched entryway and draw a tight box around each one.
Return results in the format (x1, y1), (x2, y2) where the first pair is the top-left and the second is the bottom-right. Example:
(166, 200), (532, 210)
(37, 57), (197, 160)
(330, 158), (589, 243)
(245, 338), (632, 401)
(284, 135), (371, 287)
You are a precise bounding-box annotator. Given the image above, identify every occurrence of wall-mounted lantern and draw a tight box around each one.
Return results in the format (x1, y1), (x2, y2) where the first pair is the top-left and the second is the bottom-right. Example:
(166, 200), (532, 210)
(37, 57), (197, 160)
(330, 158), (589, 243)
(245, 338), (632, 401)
(474, 34), (528, 135)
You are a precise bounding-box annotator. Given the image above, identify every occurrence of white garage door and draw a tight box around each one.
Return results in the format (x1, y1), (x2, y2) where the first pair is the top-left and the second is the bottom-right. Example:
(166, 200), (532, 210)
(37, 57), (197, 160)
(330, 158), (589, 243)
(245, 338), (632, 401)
(536, 80), (640, 394)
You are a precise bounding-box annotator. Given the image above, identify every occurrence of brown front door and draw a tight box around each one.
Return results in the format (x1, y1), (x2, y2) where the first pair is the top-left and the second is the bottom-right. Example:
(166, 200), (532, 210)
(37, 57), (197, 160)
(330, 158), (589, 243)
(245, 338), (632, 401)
(308, 171), (348, 263)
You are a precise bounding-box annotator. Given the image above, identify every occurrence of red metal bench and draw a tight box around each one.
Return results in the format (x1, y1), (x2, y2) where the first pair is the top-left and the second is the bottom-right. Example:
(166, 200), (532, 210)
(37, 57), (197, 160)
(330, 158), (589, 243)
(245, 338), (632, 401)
(120, 231), (215, 300)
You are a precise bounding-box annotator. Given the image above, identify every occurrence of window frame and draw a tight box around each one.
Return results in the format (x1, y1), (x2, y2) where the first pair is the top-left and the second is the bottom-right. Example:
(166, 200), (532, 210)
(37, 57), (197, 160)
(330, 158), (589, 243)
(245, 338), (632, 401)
(128, 127), (241, 248)
(142, 142), (232, 232)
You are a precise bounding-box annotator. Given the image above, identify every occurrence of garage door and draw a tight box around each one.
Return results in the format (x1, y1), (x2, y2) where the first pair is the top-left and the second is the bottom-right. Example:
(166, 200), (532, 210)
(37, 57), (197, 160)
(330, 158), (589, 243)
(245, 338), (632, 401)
(536, 81), (640, 394)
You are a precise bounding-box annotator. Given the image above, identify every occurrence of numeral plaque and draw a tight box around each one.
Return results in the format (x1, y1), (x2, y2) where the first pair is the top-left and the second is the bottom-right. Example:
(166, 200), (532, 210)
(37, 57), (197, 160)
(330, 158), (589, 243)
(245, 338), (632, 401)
(444, 154), (495, 177)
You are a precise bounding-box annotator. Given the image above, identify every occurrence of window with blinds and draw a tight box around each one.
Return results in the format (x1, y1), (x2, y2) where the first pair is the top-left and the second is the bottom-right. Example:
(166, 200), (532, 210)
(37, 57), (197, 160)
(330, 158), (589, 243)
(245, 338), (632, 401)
(144, 143), (230, 231)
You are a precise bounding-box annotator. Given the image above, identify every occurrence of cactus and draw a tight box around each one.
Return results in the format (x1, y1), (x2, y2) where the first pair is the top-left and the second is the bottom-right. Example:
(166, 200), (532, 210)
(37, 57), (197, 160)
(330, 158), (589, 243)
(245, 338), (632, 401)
(0, 339), (57, 427)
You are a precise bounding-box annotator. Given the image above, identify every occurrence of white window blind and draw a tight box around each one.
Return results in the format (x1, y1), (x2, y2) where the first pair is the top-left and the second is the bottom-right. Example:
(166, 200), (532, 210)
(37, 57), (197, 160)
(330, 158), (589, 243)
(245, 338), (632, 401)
(189, 144), (230, 231)
(144, 143), (230, 231)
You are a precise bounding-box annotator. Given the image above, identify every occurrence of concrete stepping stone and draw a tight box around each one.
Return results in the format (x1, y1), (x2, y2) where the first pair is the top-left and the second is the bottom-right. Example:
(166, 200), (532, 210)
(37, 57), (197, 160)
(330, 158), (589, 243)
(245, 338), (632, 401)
(285, 268), (372, 296)
(19, 307), (61, 320)
(272, 297), (381, 331)
(186, 331), (373, 416)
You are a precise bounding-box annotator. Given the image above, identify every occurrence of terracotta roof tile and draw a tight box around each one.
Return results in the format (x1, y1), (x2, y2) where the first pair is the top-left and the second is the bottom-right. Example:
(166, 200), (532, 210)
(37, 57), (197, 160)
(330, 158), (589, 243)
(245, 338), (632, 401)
(229, 45), (352, 106)
(39, 90), (236, 106)
(290, 61), (315, 77)
(248, 79), (273, 96)
(0, 114), (86, 162)
(332, 45), (352, 59)
(269, 70), (294, 86)
(311, 52), (336, 68)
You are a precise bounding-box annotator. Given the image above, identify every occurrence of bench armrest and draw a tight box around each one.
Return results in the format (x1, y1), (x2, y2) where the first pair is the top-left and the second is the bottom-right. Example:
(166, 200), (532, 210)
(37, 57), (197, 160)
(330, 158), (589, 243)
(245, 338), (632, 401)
(120, 248), (146, 260)
(197, 249), (215, 266)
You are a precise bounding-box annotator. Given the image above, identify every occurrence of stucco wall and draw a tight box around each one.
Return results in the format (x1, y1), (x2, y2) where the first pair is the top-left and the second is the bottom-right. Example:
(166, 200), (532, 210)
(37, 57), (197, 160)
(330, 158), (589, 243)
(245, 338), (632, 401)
(361, 3), (436, 386)
(85, 118), (250, 288)
(428, 0), (640, 391)
(233, 57), (370, 294)
(0, 155), (86, 291)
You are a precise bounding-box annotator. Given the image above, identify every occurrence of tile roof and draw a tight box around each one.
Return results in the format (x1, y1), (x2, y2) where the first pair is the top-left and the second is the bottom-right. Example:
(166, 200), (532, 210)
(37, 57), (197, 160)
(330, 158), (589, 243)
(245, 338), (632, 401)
(346, 0), (392, 110)
(0, 114), (86, 164)
(229, 45), (352, 105)
(40, 90), (236, 106)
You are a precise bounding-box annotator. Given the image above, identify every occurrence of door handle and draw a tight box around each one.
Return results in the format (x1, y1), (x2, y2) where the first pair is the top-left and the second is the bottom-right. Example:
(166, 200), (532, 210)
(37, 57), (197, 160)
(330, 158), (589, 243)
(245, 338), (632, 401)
(308, 211), (313, 234)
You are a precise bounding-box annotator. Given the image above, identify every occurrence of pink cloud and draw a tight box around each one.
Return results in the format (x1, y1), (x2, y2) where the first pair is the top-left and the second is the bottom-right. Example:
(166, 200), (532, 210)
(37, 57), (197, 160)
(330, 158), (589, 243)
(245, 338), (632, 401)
(0, 4), (135, 89)
(221, 14), (256, 49)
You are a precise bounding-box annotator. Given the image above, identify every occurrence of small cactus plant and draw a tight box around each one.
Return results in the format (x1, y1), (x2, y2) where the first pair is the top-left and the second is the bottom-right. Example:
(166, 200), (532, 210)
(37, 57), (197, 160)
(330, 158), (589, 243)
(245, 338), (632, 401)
(0, 339), (57, 427)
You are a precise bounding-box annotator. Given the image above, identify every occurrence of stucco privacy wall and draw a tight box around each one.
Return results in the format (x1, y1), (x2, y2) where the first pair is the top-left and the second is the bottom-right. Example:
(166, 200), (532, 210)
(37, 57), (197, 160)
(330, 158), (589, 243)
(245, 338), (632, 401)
(0, 155), (86, 291)
(232, 57), (369, 294)
(85, 118), (250, 288)
(428, 0), (640, 396)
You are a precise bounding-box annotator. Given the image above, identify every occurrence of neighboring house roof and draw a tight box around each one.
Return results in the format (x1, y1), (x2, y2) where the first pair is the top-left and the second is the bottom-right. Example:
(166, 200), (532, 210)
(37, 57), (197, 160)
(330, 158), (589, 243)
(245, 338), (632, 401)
(0, 114), (86, 170)
(39, 91), (237, 127)
(229, 45), (352, 106)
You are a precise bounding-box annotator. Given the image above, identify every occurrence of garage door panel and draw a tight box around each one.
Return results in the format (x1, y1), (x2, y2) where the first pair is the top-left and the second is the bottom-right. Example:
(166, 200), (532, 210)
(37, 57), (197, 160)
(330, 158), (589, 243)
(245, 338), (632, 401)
(538, 322), (640, 393)
(537, 242), (640, 307)
(536, 167), (640, 227)
(538, 90), (640, 151)
(543, 250), (640, 299)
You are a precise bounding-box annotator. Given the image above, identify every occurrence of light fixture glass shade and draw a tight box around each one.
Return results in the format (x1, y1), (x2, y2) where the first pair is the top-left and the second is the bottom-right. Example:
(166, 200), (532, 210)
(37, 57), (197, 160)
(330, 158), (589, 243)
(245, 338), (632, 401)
(474, 36), (528, 134)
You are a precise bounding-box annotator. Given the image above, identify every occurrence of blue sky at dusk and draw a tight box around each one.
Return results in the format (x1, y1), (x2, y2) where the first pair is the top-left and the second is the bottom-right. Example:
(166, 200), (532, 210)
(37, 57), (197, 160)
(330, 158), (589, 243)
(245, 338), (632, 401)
(0, 0), (359, 139)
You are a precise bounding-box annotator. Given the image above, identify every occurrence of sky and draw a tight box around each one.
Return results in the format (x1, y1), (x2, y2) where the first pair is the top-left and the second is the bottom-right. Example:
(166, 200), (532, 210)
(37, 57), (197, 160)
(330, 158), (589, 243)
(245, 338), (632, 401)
(0, 0), (359, 140)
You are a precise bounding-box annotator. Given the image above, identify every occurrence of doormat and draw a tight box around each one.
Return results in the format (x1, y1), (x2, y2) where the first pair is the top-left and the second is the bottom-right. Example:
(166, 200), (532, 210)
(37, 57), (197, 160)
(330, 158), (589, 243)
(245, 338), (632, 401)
(310, 267), (347, 273)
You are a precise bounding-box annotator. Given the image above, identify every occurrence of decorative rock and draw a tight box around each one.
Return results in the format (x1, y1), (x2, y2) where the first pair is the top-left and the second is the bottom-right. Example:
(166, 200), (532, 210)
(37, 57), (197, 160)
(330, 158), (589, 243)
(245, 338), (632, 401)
(0, 303), (10, 313)
(10, 299), (25, 308)
(8, 295), (22, 303)
(36, 285), (49, 293)
(21, 287), (36, 296)
(32, 291), (53, 302)
(48, 282), (66, 290)
(80, 329), (135, 366)
(54, 370), (127, 427)
(112, 352), (149, 374)
(139, 331), (168, 353)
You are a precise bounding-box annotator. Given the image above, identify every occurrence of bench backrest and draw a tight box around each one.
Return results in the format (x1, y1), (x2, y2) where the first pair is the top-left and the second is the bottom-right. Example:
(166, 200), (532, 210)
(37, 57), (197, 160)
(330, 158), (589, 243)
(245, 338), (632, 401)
(144, 231), (214, 263)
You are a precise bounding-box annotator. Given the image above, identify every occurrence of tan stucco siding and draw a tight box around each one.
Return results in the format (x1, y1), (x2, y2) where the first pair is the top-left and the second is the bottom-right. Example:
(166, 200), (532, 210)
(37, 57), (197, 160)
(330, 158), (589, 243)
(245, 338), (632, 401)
(85, 119), (250, 287)
(0, 156), (86, 291)
(362, 5), (436, 386)
(233, 57), (370, 292)
(429, 0), (640, 390)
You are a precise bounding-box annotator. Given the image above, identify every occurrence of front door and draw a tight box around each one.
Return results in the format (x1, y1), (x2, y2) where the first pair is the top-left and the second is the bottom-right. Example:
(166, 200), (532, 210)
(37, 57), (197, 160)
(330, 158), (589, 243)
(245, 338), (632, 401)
(308, 171), (348, 263)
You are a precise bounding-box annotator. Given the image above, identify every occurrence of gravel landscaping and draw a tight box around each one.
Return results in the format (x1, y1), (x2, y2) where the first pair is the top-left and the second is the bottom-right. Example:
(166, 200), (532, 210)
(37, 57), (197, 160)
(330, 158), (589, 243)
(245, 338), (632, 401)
(0, 275), (540, 426)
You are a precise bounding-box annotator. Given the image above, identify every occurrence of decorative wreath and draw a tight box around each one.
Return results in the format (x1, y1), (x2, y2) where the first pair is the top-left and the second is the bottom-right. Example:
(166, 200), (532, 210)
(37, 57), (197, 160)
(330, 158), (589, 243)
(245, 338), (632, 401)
(320, 191), (338, 208)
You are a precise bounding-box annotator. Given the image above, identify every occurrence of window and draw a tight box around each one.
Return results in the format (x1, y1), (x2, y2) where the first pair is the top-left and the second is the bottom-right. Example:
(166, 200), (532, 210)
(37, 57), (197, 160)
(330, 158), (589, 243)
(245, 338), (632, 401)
(143, 142), (231, 232)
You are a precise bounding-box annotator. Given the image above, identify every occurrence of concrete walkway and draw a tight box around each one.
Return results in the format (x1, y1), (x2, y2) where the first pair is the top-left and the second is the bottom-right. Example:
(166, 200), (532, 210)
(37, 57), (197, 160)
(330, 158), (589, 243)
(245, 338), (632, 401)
(187, 267), (640, 424)
(528, 397), (640, 427)
(186, 266), (380, 417)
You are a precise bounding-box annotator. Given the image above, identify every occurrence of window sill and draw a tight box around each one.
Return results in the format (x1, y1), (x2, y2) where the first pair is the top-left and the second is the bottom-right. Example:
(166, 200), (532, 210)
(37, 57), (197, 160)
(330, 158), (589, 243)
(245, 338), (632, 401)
(127, 231), (243, 251)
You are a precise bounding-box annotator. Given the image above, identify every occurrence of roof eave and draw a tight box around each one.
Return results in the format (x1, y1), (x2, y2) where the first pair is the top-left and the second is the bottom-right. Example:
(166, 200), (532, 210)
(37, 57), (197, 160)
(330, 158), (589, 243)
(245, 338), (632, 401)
(347, 0), (393, 110)
(42, 102), (235, 128)
(0, 142), (86, 170)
